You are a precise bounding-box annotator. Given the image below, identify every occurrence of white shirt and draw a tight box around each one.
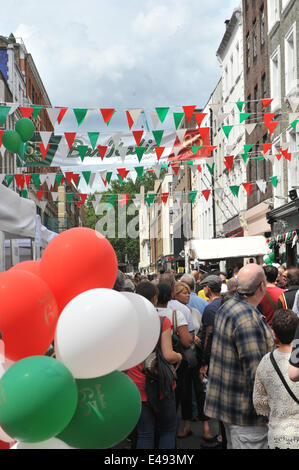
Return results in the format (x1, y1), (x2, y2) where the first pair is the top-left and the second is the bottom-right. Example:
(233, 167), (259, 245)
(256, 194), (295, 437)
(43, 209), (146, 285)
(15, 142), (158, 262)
(168, 300), (195, 333)
(156, 307), (188, 331)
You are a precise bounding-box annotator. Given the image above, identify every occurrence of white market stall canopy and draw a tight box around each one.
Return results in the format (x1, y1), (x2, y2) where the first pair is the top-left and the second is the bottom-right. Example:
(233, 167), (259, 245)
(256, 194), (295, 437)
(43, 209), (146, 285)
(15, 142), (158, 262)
(190, 236), (269, 261)
(0, 184), (36, 239)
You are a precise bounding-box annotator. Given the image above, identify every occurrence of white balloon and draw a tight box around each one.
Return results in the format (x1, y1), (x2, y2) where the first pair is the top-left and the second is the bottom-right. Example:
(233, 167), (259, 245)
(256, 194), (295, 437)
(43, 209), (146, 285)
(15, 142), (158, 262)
(0, 358), (14, 379)
(118, 293), (160, 371)
(55, 289), (138, 378)
(10, 438), (73, 449)
(0, 426), (14, 444)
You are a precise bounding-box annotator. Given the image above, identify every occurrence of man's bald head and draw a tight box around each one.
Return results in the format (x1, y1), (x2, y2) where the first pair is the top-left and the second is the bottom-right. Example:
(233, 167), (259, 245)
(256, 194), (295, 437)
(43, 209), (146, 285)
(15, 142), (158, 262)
(237, 264), (266, 305)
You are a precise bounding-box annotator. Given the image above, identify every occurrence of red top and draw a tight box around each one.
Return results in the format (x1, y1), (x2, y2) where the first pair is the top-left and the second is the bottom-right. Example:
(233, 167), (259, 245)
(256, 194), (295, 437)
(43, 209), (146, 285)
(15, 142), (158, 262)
(260, 286), (286, 327)
(126, 316), (173, 402)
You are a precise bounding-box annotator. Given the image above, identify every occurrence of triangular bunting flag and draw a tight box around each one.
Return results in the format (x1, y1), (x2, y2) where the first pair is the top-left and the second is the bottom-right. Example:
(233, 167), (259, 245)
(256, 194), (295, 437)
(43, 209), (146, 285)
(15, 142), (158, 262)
(97, 145), (108, 160)
(6, 174), (14, 186)
(290, 120), (299, 131)
(73, 108), (88, 126)
(264, 112), (276, 124)
(240, 113), (251, 123)
(183, 105), (196, 124)
(135, 166), (144, 180)
(242, 182), (253, 195)
(222, 125), (233, 139)
(55, 107), (68, 124)
(171, 164), (180, 176)
(236, 101), (245, 112)
(245, 123), (257, 135)
(39, 131), (52, 147)
(19, 107), (34, 119)
(155, 147), (165, 161)
(32, 105), (43, 120)
(47, 108), (61, 127)
(195, 113), (207, 127)
(0, 130), (5, 147)
(206, 163), (215, 175)
(161, 193), (169, 205)
(21, 189), (28, 198)
(135, 146), (146, 163)
(14, 174), (25, 190)
(198, 127), (210, 141)
(202, 189), (211, 201)
(153, 165), (161, 179)
(72, 174), (80, 188)
(0, 106), (10, 126)
(82, 171), (91, 186)
(129, 108), (143, 126)
(51, 192), (58, 202)
(55, 174), (64, 187)
(77, 145), (88, 162)
(215, 188), (224, 199)
(241, 154), (249, 164)
(270, 176), (278, 188)
(173, 112), (184, 130)
(155, 107), (169, 123)
(64, 132), (76, 150)
(46, 173), (56, 188)
(263, 143), (272, 154)
(192, 146), (201, 155)
(117, 168), (130, 181)
(88, 132), (100, 149)
(79, 194), (87, 205)
(31, 173), (40, 189)
(229, 185), (240, 197)
(152, 130), (164, 147)
(266, 121), (278, 135)
(275, 153), (282, 161)
(106, 171), (113, 184)
(24, 174), (31, 187)
(112, 132), (122, 147)
(100, 108), (115, 125)
(39, 201), (47, 211)
(288, 96), (299, 113)
(224, 155), (234, 172)
(36, 190), (44, 201)
(38, 142), (50, 160)
(188, 191), (197, 204)
(64, 172), (74, 185)
(132, 130), (144, 147)
(118, 146), (127, 162)
(126, 110), (134, 129)
(146, 193), (155, 207)
(196, 164), (202, 172)
(244, 144), (253, 154)
(119, 194), (130, 207)
(262, 99), (273, 109)
(176, 129), (186, 144)
(150, 111), (160, 130)
(256, 180), (267, 193)
(66, 193), (73, 203)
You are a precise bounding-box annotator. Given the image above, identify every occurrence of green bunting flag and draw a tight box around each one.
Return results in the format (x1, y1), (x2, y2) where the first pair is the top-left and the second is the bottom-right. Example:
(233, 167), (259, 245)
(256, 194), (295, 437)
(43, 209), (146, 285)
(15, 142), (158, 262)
(73, 108), (88, 126)
(173, 112), (184, 129)
(155, 107), (169, 123)
(0, 106), (10, 126)
(56, 174), (64, 186)
(192, 146), (201, 154)
(188, 191), (197, 203)
(117, 174), (124, 186)
(152, 130), (164, 147)
(241, 154), (249, 164)
(88, 132), (100, 149)
(229, 185), (240, 197)
(82, 171), (91, 185)
(5, 174), (14, 186)
(32, 105), (44, 120)
(270, 176), (278, 188)
(77, 145), (88, 162)
(146, 193), (155, 207)
(66, 193), (74, 203)
(206, 163), (215, 175)
(236, 101), (245, 112)
(135, 166), (144, 179)
(21, 189), (28, 198)
(243, 144), (253, 154)
(135, 147), (146, 163)
(106, 171), (113, 184)
(31, 173), (40, 189)
(291, 120), (298, 131)
(240, 113), (251, 123)
(222, 125), (233, 139)
(108, 194), (117, 205)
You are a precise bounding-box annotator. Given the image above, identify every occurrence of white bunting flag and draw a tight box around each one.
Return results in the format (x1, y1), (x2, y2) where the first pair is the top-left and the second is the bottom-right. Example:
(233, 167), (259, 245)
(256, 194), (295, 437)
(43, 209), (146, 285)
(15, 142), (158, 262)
(129, 108), (143, 126)
(46, 173), (57, 189)
(39, 131), (52, 147)
(150, 111), (160, 130)
(245, 123), (257, 135)
(51, 192), (58, 202)
(256, 179), (267, 193)
(215, 188), (224, 199)
(47, 108), (61, 127)
(176, 129), (186, 144)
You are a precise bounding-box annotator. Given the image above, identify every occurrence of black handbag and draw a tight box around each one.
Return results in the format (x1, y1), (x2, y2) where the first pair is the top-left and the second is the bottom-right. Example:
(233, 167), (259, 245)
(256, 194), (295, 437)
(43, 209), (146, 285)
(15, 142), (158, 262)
(172, 310), (198, 369)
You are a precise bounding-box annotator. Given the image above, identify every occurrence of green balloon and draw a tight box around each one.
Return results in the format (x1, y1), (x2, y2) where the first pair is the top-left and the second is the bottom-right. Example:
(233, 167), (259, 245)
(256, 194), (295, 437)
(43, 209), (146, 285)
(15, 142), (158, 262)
(0, 356), (78, 443)
(264, 257), (272, 265)
(2, 130), (22, 153)
(58, 371), (141, 449)
(15, 118), (35, 142)
(268, 252), (275, 262)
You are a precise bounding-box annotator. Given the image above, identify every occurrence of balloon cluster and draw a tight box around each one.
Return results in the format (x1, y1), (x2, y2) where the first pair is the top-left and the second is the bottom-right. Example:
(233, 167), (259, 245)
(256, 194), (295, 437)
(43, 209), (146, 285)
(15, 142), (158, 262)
(0, 227), (160, 449)
(263, 251), (276, 266)
(2, 118), (35, 157)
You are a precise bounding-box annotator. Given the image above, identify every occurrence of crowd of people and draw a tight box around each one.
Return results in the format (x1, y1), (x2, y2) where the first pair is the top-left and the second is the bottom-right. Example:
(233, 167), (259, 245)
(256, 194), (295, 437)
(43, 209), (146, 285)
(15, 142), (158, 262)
(114, 263), (299, 450)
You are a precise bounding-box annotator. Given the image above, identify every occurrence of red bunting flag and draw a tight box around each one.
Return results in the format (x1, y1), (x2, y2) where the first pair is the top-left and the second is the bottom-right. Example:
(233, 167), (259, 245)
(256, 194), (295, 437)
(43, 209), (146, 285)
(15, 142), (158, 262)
(155, 147), (165, 161)
(117, 168), (130, 181)
(64, 132), (76, 150)
(38, 142), (50, 160)
(224, 155), (234, 172)
(126, 111), (134, 130)
(36, 190), (44, 201)
(64, 172), (74, 184)
(119, 194), (130, 207)
(161, 192), (169, 205)
(183, 105), (196, 124)
(55, 107), (68, 125)
(100, 108), (115, 125)
(19, 107), (34, 119)
(171, 164), (180, 175)
(132, 130), (144, 147)
(80, 194), (87, 205)
(197, 164), (202, 172)
(101, 177), (108, 187)
(198, 127), (210, 141)
(195, 113), (207, 127)
(25, 174), (31, 187)
(202, 189), (211, 201)
(72, 174), (80, 187)
(266, 121), (278, 135)
(275, 154), (282, 161)
(264, 113), (276, 124)
(14, 174), (25, 190)
(280, 148), (292, 161)
(242, 182), (253, 195)
(263, 143), (272, 154)
(97, 145), (108, 160)
(262, 99), (273, 109)
(0, 130), (4, 147)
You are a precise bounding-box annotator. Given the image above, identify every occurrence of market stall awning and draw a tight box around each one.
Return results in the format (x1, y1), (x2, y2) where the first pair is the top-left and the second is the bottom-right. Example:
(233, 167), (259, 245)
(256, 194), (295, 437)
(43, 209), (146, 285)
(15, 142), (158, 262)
(190, 236), (269, 261)
(0, 184), (36, 239)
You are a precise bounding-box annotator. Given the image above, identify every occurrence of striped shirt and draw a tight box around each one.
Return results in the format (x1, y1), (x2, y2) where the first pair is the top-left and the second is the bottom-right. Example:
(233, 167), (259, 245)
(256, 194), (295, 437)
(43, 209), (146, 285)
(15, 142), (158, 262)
(204, 295), (275, 426)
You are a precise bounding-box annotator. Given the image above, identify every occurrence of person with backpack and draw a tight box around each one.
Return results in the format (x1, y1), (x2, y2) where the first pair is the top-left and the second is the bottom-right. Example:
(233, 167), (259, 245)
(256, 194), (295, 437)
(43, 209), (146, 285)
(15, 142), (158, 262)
(126, 281), (182, 449)
(253, 309), (299, 448)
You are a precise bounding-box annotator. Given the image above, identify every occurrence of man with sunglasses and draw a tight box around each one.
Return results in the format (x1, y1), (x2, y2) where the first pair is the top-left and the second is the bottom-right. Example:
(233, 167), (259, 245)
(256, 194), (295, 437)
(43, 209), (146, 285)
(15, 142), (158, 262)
(204, 263), (275, 449)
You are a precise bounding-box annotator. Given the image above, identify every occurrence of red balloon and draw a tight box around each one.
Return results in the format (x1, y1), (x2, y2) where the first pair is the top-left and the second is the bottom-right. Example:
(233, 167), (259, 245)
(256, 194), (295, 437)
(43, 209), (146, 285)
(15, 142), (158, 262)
(0, 270), (59, 361)
(40, 228), (118, 311)
(10, 260), (41, 277)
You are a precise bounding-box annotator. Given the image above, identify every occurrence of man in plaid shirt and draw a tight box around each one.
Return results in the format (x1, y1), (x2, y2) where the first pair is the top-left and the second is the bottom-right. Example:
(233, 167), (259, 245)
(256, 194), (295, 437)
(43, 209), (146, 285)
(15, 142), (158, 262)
(204, 264), (275, 449)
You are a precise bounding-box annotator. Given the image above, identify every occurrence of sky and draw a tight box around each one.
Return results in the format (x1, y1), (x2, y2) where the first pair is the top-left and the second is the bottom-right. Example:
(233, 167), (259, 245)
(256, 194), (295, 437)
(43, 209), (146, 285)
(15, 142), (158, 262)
(1, 0), (241, 112)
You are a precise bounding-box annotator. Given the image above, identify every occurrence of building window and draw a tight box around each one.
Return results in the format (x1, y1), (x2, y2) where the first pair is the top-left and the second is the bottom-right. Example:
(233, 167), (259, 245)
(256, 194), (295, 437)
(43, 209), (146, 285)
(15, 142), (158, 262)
(254, 85), (258, 120)
(270, 46), (281, 111)
(230, 54), (234, 88)
(285, 23), (297, 96)
(246, 33), (250, 71)
(235, 42), (240, 78)
(267, 0), (279, 33)
(260, 6), (265, 47)
(261, 73), (267, 98)
(253, 20), (257, 59)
